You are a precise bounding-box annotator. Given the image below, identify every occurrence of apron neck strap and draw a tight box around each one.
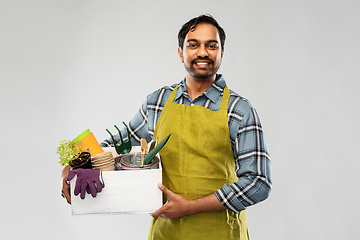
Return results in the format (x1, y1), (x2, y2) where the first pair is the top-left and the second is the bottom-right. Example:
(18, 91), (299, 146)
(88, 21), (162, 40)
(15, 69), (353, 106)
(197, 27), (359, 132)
(167, 84), (230, 112)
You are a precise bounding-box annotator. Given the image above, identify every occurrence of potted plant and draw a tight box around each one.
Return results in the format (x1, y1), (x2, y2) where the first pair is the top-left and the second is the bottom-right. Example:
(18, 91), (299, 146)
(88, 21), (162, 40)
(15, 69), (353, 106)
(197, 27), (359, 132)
(57, 139), (92, 169)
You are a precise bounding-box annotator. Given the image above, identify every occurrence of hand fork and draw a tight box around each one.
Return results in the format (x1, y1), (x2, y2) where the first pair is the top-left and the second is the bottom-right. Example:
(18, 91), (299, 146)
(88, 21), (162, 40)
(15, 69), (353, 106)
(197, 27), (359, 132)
(106, 122), (132, 155)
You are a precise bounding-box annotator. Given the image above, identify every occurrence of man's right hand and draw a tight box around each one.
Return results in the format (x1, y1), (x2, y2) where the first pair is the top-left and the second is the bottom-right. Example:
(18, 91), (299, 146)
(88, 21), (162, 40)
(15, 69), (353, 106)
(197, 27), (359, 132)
(61, 165), (71, 204)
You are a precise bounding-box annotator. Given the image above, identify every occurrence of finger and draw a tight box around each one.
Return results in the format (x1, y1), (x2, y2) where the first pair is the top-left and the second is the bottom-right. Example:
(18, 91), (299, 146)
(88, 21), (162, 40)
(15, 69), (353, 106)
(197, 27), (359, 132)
(74, 178), (82, 196)
(99, 171), (105, 188)
(63, 189), (72, 204)
(150, 203), (166, 218)
(62, 180), (72, 204)
(94, 171), (104, 193)
(80, 180), (87, 199)
(150, 208), (165, 218)
(158, 183), (173, 199)
(89, 182), (97, 198)
(94, 179), (103, 193)
(66, 170), (76, 181)
(86, 184), (91, 194)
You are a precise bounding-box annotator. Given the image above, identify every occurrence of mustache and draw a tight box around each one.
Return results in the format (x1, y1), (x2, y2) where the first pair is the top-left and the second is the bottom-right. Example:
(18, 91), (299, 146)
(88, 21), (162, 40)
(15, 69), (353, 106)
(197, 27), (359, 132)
(190, 57), (214, 65)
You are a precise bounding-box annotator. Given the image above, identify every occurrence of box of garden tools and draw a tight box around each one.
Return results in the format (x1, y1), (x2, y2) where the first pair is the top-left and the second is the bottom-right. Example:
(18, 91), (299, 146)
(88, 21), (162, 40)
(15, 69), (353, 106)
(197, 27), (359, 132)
(70, 146), (163, 215)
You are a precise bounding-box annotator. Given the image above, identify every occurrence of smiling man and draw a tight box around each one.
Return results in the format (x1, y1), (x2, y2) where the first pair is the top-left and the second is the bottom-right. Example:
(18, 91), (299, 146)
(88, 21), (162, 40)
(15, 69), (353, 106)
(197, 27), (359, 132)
(61, 14), (272, 240)
(180, 22), (223, 78)
(179, 22), (224, 100)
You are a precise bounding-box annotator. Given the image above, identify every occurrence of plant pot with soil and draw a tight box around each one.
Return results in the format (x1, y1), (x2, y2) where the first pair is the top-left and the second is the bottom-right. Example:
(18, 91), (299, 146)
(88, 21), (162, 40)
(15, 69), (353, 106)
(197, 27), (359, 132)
(69, 151), (92, 169)
(57, 139), (92, 169)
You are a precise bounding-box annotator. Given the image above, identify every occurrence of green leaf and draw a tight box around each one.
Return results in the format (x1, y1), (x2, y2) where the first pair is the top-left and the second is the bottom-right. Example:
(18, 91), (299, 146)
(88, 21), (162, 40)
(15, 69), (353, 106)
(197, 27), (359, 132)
(56, 139), (86, 166)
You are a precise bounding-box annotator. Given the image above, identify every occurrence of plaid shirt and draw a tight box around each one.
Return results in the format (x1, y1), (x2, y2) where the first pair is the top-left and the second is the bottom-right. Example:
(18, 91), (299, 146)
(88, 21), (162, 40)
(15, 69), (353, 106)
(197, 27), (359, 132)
(101, 75), (272, 213)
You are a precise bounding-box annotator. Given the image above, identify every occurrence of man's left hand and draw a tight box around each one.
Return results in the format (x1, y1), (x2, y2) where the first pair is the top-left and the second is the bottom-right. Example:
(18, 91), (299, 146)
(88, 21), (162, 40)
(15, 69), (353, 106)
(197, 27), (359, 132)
(150, 183), (192, 220)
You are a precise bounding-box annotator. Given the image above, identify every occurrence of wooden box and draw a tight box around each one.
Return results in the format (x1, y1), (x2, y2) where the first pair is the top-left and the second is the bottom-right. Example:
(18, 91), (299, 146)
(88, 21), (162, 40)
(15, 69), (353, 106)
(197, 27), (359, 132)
(70, 147), (162, 215)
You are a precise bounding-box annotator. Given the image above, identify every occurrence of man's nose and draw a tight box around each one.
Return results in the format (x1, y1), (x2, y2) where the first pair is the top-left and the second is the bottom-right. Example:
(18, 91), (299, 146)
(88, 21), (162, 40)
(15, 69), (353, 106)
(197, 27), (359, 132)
(196, 45), (208, 58)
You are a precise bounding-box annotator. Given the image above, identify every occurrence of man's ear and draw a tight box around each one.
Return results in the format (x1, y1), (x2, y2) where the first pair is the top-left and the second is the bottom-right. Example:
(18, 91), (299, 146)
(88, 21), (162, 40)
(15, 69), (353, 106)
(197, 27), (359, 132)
(221, 48), (224, 58)
(178, 47), (184, 63)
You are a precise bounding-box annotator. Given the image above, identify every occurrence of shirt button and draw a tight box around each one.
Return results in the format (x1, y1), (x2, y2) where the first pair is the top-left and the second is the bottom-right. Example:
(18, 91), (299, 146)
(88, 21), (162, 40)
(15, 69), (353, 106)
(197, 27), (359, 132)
(191, 103), (194, 106)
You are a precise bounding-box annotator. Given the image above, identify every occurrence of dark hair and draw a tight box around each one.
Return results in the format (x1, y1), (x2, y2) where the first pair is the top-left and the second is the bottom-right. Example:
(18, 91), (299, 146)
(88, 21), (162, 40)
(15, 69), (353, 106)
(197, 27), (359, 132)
(178, 14), (226, 50)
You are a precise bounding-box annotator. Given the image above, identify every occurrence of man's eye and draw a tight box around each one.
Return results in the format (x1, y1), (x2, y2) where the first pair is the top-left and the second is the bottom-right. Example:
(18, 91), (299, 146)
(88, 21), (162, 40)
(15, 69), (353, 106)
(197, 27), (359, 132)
(208, 45), (218, 49)
(187, 44), (197, 48)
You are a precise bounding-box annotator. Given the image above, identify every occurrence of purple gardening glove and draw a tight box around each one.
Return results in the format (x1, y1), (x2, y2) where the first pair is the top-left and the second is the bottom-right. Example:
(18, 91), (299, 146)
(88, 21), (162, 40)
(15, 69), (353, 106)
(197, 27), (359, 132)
(67, 169), (105, 199)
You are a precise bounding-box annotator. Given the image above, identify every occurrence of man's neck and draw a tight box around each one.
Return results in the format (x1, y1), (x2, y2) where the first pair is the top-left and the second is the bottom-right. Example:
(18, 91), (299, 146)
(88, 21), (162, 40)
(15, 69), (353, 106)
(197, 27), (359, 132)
(185, 75), (216, 100)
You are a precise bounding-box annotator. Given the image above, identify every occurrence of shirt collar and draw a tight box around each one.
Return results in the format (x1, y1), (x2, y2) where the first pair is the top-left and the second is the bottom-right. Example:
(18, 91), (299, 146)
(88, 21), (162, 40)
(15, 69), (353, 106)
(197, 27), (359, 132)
(174, 74), (226, 103)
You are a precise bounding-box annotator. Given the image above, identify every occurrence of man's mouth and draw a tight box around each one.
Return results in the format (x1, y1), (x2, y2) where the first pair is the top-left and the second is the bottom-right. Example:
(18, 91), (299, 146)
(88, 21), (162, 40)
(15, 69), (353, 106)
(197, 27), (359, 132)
(192, 60), (213, 68)
(195, 62), (209, 67)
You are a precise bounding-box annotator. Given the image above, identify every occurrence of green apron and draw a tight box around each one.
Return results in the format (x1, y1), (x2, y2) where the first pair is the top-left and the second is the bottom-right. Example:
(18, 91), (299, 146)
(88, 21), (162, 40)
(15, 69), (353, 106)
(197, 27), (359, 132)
(148, 85), (249, 240)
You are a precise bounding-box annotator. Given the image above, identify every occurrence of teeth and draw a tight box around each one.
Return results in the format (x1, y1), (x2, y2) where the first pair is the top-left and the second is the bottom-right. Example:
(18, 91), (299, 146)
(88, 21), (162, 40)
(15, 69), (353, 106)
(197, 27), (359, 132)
(196, 62), (208, 65)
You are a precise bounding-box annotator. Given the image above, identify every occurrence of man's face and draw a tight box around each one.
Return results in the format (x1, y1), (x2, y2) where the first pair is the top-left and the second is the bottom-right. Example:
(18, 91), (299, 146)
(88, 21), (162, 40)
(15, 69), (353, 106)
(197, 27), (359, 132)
(178, 23), (224, 81)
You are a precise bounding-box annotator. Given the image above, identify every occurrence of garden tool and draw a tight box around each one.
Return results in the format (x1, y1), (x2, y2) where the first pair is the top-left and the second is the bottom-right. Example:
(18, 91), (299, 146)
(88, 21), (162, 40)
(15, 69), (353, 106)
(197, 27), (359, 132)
(149, 139), (157, 152)
(143, 134), (171, 165)
(106, 122), (132, 155)
(141, 138), (148, 166)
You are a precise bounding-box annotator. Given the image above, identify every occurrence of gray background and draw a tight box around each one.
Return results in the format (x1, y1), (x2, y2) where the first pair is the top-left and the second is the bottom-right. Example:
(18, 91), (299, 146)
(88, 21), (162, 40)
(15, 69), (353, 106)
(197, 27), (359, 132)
(1, 0), (359, 239)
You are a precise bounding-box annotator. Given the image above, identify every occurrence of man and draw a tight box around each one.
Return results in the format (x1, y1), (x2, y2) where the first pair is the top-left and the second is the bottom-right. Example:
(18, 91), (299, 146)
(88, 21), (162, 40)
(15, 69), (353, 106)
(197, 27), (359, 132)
(61, 14), (272, 240)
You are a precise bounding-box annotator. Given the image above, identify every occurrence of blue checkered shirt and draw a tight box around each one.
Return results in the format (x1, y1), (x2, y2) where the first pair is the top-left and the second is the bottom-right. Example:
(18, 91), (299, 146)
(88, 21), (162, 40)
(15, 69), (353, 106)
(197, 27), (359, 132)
(100, 75), (272, 213)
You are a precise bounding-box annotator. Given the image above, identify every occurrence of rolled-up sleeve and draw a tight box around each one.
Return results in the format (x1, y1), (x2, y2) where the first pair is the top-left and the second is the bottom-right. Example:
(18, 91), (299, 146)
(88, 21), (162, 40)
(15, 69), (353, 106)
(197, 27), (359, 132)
(215, 107), (272, 213)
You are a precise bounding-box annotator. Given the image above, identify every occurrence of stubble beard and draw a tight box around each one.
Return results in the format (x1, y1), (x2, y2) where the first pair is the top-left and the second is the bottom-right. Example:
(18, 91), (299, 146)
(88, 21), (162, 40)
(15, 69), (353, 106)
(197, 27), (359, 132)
(184, 61), (221, 82)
